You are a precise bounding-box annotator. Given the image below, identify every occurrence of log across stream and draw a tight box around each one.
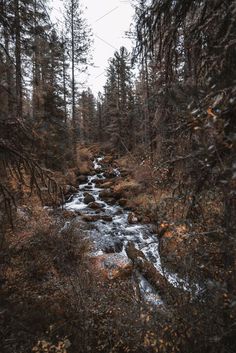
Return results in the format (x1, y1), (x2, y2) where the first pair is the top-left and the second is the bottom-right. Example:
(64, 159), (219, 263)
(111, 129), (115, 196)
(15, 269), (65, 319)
(64, 157), (201, 306)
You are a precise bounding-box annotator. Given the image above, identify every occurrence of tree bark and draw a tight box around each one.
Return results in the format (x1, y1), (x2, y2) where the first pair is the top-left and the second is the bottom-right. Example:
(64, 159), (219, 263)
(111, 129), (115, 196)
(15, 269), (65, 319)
(14, 0), (22, 118)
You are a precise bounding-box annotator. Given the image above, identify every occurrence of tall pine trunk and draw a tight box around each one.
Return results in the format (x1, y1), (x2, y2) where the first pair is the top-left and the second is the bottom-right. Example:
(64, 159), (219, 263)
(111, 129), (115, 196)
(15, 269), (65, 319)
(14, 0), (22, 119)
(71, 0), (77, 161)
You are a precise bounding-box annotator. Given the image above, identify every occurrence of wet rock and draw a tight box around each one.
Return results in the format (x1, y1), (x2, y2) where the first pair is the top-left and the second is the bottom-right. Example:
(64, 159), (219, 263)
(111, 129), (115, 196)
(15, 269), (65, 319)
(64, 186), (77, 203)
(83, 185), (93, 191)
(83, 192), (95, 204)
(91, 253), (133, 280)
(114, 209), (123, 216)
(99, 181), (114, 189)
(103, 171), (117, 179)
(105, 198), (116, 205)
(88, 202), (104, 210)
(99, 190), (114, 199)
(77, 175), (88, 184)
(128, 212), (139, 224)
(118, 198), (127, 207)
(62, 210), (77, 219)
(64, 184), (77, 196)
(103, 239), (123, 253)
(101, 215), (113, 222)
(99, 190), (113, 198)
(123, 206), (135, 211)
(81, 214), (101, 222)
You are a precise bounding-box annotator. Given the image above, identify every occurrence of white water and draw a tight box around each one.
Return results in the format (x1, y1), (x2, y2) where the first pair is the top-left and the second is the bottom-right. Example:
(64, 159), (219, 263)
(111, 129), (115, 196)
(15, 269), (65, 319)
(65, 157), (201, 304)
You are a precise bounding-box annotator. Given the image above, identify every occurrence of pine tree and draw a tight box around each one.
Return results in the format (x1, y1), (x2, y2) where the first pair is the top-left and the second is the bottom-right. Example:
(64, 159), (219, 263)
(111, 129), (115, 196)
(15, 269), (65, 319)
(78, 88), (96, 143)
(102, 47), (134, 153)
(64, 0), (92, 155)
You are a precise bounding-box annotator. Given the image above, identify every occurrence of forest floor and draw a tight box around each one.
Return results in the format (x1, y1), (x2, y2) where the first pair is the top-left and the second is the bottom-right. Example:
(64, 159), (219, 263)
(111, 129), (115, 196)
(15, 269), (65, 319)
(1, 144), (235, 353)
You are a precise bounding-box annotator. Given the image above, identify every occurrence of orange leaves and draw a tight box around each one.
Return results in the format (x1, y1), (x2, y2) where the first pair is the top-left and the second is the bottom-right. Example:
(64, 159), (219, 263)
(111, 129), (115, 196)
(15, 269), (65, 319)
(32, 338), (71, 353)
(207, 107), (217, 119)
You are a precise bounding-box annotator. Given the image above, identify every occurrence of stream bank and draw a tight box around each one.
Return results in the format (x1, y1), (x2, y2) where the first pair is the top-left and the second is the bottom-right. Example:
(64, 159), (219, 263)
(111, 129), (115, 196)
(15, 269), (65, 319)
(64, 154), (197, 305)
(2, 148), (231, 353)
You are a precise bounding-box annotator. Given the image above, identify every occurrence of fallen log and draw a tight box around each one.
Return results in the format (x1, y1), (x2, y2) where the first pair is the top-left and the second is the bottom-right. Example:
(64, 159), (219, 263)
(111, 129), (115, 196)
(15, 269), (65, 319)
(125, 242), (190, 305)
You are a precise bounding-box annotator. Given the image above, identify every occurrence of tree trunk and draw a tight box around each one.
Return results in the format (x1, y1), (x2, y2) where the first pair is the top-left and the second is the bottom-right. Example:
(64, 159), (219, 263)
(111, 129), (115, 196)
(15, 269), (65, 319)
(62, 41), (67, 123)
(14, 0), (22, 119)
(71, 0), (77, 160)
(4, 23), (13, 117)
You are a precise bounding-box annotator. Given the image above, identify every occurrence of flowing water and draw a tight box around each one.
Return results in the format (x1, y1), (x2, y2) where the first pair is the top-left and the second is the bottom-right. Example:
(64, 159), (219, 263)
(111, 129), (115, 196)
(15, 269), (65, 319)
(65, 157), (200, 304)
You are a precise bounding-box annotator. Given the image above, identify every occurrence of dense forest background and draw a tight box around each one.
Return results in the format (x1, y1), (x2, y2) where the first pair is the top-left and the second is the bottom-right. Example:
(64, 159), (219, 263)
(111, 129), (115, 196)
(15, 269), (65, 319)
(0, 1), (236, 353)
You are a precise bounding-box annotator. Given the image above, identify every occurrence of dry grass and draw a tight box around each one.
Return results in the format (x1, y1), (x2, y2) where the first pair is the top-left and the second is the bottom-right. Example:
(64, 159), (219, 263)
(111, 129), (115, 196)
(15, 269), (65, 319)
(53, 168), (77, 187)
(76, 145), (94, 175)
(113, 179), (141, 195)
(1, 204), (162, 353)
(76, 145), (93, 161)
(130, 194), (156, 207)
(115, 155), (131, 169)
(77, 160), (93, 175)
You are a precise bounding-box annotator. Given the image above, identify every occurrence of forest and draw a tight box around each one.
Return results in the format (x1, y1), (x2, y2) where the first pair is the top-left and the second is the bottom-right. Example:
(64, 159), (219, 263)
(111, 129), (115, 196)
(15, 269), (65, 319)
(0, 0), (235, 352)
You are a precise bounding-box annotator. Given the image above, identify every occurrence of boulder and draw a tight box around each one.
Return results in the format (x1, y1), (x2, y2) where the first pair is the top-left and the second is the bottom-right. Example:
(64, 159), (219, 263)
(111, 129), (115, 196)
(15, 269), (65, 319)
(77, 175), (88, 184)
(91, 253), (133, 280)
(81, 214), (101, 222)
(103, 239), (123, 253)
(88, 202), (104, 210)
(83, 192), (95, 204)
(118, 198), (128, 207)
(62, 210), (77, 219)
(105, 198), (116, 206)
(99, 181), (114, 189)
(103, 171), (117, 179)
(82, 185), (93, 190)
(114, 209), (123, 216)
(99, 190), (114, 199)
(128, 212), (139, 224)
(101, 215), (113, 222)
(64, 184), (77, 196)
(63, 185), (77, 202)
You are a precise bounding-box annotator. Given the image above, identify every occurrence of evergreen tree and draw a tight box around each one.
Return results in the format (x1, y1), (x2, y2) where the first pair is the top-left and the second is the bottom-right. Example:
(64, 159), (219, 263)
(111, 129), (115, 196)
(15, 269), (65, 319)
(102, 46), (134, 153)
(78, 88), (96, 143)
(64, 0), (92, 155)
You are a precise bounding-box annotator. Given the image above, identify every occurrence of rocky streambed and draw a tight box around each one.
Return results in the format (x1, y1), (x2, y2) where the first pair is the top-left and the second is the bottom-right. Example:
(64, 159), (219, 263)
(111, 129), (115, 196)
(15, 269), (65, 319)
(63, 156), (200, 306)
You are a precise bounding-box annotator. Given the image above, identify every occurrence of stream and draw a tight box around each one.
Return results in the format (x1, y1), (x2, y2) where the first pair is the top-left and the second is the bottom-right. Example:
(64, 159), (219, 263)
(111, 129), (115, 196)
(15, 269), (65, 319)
(64, 157), (200, 305)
